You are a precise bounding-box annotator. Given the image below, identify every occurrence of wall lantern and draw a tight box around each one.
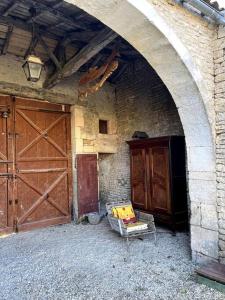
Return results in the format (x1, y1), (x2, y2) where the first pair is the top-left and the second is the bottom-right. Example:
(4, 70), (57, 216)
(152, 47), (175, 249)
(22, 54), (44, 82)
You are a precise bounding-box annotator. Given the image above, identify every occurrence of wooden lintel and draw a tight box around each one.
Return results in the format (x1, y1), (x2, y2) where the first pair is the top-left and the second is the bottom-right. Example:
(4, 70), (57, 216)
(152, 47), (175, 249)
(1, 24), (13, 55)
(43, 28), (118, 89)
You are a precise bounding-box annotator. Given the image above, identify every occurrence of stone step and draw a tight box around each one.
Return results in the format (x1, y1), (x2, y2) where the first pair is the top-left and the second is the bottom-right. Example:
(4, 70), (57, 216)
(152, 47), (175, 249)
(196, 262), (225, 294)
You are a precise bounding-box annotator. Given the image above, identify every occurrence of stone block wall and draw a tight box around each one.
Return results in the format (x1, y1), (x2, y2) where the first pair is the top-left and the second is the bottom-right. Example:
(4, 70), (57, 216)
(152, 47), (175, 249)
(148, 0), (216, 131)
(98, 60), (184, 203)
(215, 25), (225, 263)
(72, 84), (118, 155)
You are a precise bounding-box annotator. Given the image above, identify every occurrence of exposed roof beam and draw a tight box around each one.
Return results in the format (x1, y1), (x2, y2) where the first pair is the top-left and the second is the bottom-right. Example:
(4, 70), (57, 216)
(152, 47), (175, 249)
(47, 21), (65, 31)
(110, 64), (128, 83)
(50, 0), (64, 9)
(61, 31), (96, 46)
(38, 35), (62, 70)
(0, 15), (61, 41)
(1, 1), (18, 17)
(44, 28), (118, 89)
(23, 0), (86, 30)
(1, 24), (13, 55)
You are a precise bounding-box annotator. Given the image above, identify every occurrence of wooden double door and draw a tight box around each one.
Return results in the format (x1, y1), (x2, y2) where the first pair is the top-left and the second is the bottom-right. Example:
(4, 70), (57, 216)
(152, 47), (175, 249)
(0, 95), (72, 234)
(129, 145), (170, 213)
(127, 137), (188, 229)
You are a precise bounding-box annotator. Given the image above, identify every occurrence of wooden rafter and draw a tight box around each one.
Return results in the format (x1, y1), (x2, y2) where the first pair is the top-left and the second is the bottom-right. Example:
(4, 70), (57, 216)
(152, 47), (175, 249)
(0, 15), (61, 41)
(44, 28), (118, 88)
(23, 0), (87, 30)
(38, 35), (62, 70)
(110, 63), (128, 83)
(61, 31), (96, 46)
(1, 24), (13, 55)
(1, 0), (18, 17)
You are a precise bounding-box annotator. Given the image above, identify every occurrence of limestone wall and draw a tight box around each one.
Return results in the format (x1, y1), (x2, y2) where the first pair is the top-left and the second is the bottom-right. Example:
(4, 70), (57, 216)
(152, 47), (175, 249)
(215, 25), (225, 263)
(148, 0), (216, 128)
(99, 60), (183, 203)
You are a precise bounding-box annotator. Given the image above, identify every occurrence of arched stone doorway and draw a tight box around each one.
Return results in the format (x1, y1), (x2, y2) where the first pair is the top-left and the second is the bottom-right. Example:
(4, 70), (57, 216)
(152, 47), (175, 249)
(66, 0), (218, 262)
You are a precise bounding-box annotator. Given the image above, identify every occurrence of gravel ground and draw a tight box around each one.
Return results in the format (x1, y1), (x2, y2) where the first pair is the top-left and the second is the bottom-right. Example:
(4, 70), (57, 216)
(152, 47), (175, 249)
(0, 218), (224, 300)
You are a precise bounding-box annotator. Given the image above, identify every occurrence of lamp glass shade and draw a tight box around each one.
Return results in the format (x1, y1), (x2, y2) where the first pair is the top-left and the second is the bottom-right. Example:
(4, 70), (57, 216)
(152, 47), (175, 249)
(23, 55), (44, 82)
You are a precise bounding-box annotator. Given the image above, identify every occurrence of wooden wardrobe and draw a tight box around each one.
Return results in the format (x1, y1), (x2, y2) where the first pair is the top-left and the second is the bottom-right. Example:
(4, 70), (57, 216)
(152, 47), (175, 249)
(127, 136), (188, 231)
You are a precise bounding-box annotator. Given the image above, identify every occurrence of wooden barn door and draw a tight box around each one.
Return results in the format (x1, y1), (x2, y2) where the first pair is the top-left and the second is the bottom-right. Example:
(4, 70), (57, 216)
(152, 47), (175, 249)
(0, 95), (72, 233)
(0, 96), (14, 234)
(77, 154), (98, 217)
(14, 98), (72, 231)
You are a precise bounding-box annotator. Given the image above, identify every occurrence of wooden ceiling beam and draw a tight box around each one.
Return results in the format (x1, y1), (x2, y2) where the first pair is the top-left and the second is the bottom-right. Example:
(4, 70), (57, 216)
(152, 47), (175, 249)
(1, 24), (13, 55)
(110, 64), (128, 83)
(61, 31), (96, 47)
(1, 1), (18, 17)
(23, 0), (87, 31)
(0, 15), (62, 41)
(38, 35), (62, 70)
(44, 28), (118, 89)
(50, 0), (64, 9)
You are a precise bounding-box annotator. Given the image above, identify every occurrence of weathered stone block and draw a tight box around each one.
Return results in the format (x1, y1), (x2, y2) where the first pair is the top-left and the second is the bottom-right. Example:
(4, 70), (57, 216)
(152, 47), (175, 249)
(83, 145), (95, 153)
(75, 138), (83, 153)
(96, 134), (118, 153)
(190, 202), (201, 226)
(218, 26), (225, 39)
(189, 179), (216, 205)
(75, 107), (85, 127)
(201, 204), (218, 231)
(187, 146), (215, 173)
(75, 126), (81, 139)
(219, 240), (225, 251)
(191, 226), (218, 259)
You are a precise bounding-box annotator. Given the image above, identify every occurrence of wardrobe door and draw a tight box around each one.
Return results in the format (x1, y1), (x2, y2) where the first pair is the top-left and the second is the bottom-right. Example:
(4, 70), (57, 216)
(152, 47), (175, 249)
(150, 146), (171, 214)
(130, 148), (147, 210)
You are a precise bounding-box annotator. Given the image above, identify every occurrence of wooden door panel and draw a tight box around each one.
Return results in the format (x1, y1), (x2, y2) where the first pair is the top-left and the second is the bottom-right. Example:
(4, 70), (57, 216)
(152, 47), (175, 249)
(0, 95), (13, 233)
(77, 154), (98, 217)
(151, 147), (170, 213)
(14, 98), (72, 231)
(130, 148), (147, 210)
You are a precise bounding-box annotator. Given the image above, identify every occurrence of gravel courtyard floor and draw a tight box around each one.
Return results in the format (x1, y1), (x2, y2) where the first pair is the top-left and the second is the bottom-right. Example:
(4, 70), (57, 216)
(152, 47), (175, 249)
(0, 219), (224, 300)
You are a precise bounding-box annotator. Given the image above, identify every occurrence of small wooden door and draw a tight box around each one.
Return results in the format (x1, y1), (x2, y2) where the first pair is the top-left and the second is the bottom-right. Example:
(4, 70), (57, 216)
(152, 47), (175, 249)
(130, 148), (147, 210)
(150, 147), (170, 213)
(0, 96), (14, 234)
(77, 154), (98, 217)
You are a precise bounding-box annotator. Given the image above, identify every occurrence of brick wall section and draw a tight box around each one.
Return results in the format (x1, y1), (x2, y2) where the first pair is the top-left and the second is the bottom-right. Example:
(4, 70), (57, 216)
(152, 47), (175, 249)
(99, 60), (183, 203)
(215, 25), (225, 263)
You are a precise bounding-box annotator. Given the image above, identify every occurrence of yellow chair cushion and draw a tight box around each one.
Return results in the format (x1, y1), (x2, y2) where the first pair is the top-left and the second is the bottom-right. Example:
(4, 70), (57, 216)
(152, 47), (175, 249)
(112, 205), (136, 223)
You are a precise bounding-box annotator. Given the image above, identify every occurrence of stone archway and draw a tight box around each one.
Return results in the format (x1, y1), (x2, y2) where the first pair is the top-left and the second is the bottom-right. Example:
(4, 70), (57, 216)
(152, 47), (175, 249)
(66, 0), (218, 262)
